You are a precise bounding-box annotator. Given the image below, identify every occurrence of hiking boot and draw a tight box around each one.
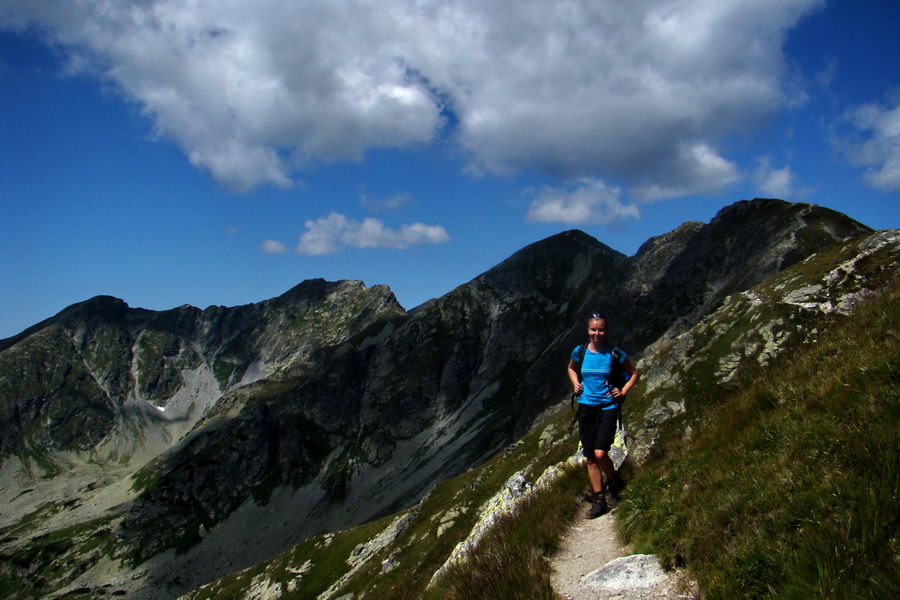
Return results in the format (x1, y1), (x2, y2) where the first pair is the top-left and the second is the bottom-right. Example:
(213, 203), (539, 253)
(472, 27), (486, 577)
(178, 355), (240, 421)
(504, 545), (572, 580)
(606, 473), (625, 507)
(605, 487), (620, 508)
(605, 473), (626, 508)
(585, 495), (608, 519)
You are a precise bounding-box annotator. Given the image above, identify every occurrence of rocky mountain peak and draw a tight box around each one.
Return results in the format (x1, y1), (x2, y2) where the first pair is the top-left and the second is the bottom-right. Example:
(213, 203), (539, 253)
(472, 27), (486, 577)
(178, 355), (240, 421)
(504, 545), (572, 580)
(472, 228), (626, 299)
(493, 228), (622, 269)
(271, 278), (398, 306)
(0, 278), (404, 457)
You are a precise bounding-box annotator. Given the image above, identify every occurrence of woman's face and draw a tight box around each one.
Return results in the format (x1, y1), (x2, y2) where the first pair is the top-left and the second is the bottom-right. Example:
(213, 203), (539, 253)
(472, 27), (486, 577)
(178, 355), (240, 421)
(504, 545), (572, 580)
(587, 318), (607, 345)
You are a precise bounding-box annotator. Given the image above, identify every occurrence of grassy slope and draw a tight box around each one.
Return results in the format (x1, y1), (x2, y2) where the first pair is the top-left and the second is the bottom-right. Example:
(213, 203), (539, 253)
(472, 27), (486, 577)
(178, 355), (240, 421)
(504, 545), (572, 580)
(617, 279), (900, 599)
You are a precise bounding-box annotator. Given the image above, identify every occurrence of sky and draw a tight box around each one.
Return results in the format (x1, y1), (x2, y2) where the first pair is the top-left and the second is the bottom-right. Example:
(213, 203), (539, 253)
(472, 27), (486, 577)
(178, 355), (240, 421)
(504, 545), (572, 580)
(1, 0), (898, 340)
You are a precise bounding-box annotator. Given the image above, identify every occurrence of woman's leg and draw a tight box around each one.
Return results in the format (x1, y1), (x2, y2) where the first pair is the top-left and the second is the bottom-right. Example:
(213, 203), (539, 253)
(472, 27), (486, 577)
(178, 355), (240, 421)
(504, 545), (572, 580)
(594, 449), (616, 482)
(586, 455), (604, 493)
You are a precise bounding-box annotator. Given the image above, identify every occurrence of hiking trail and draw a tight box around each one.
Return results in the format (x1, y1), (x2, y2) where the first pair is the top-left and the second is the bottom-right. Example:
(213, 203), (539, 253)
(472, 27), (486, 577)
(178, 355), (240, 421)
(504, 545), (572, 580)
(550, 500), (699, 600)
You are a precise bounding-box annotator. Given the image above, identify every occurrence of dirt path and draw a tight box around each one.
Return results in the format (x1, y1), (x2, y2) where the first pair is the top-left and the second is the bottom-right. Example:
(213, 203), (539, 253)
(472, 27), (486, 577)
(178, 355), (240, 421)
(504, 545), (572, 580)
(550, 500), (698, 600)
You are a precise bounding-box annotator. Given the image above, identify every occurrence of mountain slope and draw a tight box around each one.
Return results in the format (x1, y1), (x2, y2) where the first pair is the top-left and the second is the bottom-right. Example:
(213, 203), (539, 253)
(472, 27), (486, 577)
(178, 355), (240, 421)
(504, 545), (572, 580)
(630, 228), (900, 463)
(618, 198), (872, 348)
(0, 280), (404, 461)
(112, 229), (629, 584)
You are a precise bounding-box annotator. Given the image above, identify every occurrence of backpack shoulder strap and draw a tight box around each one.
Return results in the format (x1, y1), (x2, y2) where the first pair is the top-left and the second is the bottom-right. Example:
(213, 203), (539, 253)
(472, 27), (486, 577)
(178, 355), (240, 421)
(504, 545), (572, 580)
(577, 344), (588, 382)
(571, 343), (588, 412)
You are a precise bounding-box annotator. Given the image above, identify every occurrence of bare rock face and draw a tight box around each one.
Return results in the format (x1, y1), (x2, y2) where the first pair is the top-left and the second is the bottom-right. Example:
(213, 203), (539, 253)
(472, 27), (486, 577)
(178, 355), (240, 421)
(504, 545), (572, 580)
(0, 198), (879, 599)
(625, 221), (705, 297)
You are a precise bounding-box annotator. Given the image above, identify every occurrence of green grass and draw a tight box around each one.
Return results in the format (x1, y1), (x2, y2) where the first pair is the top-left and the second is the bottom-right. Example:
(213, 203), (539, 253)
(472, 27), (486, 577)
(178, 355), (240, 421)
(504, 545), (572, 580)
(617, 280), (900, 599)
(420, 464), (586, 600)
(416, 276), (900, 600)
(318, 411), (586, 600)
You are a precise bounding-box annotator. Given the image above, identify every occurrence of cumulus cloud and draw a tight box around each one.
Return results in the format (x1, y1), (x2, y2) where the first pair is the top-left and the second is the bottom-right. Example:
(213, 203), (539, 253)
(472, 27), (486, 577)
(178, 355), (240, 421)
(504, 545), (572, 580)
(753, 156), (813, 198)
(295, 213), (450, 255)
(631, 143), (742, 202)
(525, 179), (639, 225)
(838, 99), (900, 192)
(1, 0), (824, 196)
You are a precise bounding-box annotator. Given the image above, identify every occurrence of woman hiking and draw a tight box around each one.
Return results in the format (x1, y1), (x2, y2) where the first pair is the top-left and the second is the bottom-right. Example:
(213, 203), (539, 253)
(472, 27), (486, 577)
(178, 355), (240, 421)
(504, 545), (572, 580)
(567, 314), (640, 518)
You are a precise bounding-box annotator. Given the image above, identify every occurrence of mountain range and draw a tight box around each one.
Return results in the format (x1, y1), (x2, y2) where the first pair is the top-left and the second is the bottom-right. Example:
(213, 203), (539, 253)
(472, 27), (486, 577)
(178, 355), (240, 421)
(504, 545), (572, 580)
(0, 197), (893, 599)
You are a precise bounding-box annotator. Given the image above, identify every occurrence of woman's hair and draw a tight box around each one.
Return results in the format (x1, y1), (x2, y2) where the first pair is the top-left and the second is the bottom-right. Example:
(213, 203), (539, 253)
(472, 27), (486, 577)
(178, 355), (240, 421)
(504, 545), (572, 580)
(587, 313), (607, 325)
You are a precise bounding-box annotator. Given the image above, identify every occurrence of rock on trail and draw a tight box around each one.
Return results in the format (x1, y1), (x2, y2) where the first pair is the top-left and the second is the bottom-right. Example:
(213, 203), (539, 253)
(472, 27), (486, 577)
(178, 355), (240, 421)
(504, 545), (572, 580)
(551, 502), (699, 600)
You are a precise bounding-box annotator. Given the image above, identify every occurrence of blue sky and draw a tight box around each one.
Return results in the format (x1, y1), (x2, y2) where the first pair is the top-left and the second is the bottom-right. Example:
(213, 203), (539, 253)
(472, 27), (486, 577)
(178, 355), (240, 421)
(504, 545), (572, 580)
(1, 0), (898, 340)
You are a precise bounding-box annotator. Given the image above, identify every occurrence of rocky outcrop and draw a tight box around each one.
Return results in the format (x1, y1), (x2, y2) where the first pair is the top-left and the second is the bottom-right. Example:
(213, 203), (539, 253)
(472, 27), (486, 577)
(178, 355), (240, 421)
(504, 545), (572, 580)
(581, 554), (672, 596)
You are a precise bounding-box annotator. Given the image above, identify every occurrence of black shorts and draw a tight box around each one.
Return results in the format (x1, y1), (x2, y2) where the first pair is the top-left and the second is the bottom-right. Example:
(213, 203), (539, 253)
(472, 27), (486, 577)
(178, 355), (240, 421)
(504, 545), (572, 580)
(578, 404), (619, 457)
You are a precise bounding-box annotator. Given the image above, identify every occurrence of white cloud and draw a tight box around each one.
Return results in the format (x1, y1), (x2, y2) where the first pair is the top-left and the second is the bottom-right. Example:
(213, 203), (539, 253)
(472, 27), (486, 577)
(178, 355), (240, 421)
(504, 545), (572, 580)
(296, 212), (450, 255)
(525, 179), (639, 225)
(1, 0), (825, 196)
(756, 163), (795, 198)
(631, 143), (742, 202)
(261, 239), (289, 254)
(839, 99), (900, 192)
(753, 156), (813, 198)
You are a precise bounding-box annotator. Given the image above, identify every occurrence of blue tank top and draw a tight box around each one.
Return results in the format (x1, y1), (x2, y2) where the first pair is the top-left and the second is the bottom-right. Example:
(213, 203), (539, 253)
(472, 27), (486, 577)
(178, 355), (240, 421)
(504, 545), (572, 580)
(571, 345), (626, 409)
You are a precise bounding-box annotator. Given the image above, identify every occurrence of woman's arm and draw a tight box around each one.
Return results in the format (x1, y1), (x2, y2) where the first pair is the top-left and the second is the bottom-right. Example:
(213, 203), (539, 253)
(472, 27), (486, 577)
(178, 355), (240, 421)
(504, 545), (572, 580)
(567, 359), (583, 395)
(618, 357), (640, 397)
(609, 357), (640, 398)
